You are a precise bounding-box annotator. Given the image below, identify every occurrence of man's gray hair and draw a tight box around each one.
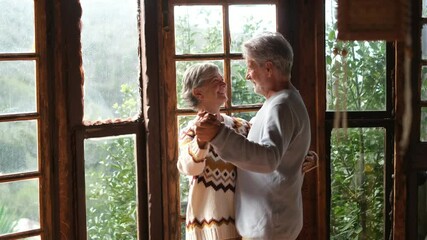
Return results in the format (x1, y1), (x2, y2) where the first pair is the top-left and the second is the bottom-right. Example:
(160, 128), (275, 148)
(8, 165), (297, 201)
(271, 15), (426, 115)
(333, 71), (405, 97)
(181, 63), (220, 109)
(242, 32), (294, 76)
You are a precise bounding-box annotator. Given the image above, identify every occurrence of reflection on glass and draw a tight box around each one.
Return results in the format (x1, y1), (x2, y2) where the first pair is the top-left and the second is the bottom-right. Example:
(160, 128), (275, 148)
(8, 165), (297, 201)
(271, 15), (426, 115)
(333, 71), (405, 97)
(325, 0), (386, 111)
(81, 0), (140, 121)
(84, 135), (137, 239)
(0, 120), (38, 175)
(229, 5), (276, 53)
(231, 111), (257, 122)
(330, 128), (385, 239)
(418, 171), (427, 239)
(422, 66), (427, 101)
(0, 0), (35, 53)
(174, 6), (223, 55)
(176, 61), (224, 109)
(421, 108), (427, 142)
(0, 61), (36, 115)
(231, 60), (264, 106)
(0, 179), (40, 235)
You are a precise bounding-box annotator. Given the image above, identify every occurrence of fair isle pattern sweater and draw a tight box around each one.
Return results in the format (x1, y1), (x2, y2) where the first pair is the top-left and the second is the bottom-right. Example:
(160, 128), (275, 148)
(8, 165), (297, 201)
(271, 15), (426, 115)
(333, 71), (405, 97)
(177, 114), (251, 240)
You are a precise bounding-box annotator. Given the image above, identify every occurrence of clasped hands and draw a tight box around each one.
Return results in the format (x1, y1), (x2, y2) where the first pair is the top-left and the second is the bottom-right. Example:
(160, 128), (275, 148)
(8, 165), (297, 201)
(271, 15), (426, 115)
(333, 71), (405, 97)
(194, 111), (222, 145)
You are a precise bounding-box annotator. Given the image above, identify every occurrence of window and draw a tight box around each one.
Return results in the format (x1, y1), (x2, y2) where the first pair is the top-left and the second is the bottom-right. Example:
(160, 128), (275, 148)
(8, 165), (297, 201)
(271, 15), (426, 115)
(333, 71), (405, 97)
(1, 1), (421, 239)
(0, 0), (51, 239)
(412, 0), (427, 239)
(74, 0), (148, 239)
(162, 1), (277, 238)
(324, 0), (393, 238)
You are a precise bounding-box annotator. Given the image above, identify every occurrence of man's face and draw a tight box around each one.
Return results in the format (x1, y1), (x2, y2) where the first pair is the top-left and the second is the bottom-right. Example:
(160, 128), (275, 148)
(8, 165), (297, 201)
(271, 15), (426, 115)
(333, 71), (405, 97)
(245, 58), (270, 97)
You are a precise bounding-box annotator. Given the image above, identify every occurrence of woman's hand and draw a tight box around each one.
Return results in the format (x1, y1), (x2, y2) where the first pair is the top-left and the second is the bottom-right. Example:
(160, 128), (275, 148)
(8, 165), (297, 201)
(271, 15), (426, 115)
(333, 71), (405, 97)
(302, 150), (318, 173)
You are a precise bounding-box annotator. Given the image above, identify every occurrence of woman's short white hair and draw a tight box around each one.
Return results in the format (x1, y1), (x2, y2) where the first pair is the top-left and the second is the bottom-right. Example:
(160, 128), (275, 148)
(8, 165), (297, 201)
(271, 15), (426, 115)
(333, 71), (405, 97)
(181, 63), (220, 109)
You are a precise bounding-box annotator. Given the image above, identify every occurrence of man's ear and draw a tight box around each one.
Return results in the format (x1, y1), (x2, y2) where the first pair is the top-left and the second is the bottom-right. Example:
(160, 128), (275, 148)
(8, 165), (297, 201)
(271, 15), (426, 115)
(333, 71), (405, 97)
(192, 88), (203, 100)
(265, 61), (274, 77)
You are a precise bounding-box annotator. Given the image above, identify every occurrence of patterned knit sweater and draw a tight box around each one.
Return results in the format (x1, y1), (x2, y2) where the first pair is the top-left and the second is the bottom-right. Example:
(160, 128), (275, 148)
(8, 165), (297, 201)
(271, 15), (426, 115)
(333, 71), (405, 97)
(177, 114), (251, 240)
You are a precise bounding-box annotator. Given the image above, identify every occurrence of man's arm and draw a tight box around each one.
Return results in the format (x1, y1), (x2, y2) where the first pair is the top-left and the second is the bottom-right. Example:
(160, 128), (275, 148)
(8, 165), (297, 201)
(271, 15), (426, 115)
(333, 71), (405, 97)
(196, 106), (293, 173)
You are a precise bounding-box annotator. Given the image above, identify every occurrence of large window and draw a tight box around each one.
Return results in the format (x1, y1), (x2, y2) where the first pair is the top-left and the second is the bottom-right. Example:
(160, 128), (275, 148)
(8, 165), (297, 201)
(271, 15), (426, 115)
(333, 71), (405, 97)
(325, 0), (393, 238)
(76, 1), (146, 239)
(163, 1), (277, 238)
(415, 0), (427, 239)
(0, 0), (50, 239)
(2, 1), (423, 239)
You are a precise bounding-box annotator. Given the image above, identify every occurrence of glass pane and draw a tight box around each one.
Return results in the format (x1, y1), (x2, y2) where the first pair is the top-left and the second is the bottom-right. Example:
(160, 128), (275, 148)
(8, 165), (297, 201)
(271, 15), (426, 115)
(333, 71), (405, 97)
(418, 171), (427, 239)
(180, 221), (186, 240)
(179, 174), (189, 216)
(330, 128), (385, 239)
(0, 120), (38, 176)
(0, 179), (40, 235)
(231, 60), (264, 106)
(0, 61), (36, 115)
(174, 6), (223, 55)
(424, 0), (427, 18)
(422, 66), (427, 101)
(178, 115), (195, 218)
(325, 0), (386, 111)
(421, 107), (427, 142)
(0, 0), (35, 53)
(231, 111), (257, 122)
(176, 60), (224, 110)
(229, 4), (276, 53)
(84, 135), (137, 239)
(423, 24), (427, 60)
(81, 0), (140, 121)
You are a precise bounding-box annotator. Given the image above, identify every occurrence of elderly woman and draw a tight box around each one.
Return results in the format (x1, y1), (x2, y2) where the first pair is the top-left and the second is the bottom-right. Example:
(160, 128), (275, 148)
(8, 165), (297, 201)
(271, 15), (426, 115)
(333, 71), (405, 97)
(177, 63), (248, 240)
(177, 63), (317, 240)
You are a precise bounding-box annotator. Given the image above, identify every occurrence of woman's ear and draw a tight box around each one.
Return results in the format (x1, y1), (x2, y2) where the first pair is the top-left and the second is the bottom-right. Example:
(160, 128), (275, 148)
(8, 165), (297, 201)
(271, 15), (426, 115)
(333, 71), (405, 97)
(192, 88), (203, 100)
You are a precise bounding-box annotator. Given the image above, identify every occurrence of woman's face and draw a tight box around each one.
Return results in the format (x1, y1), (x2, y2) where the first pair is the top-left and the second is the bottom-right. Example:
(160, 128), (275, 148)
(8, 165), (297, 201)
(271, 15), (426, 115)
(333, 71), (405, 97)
(195, 72), (227, 111)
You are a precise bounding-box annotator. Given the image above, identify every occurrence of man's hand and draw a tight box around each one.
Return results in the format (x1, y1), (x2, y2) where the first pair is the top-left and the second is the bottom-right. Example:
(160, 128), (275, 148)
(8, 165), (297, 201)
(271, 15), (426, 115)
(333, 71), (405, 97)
(195, 111), (222, 143)
(302, 150), (318, 173)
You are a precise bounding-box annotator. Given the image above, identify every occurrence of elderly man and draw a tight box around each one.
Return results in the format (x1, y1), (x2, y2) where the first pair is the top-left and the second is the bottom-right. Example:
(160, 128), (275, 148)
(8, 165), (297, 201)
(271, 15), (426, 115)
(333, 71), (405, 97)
(195, 32), (311, 240)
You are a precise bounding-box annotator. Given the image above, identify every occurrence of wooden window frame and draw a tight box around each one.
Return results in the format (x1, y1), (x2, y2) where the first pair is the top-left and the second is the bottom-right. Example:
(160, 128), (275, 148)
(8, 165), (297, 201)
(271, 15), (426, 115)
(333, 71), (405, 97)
(0, 0), (53, 239)
(408, 0), (427, 239)
(159, 0), (322, 239)
(3, 0), (420, 239)
(50, 0), (163, 239)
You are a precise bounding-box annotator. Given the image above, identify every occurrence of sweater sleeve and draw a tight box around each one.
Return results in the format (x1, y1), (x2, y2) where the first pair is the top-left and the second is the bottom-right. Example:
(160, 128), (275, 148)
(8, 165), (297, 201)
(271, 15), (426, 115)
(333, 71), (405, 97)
(177, 121), (210, 176)
(210, 104), (294, 173)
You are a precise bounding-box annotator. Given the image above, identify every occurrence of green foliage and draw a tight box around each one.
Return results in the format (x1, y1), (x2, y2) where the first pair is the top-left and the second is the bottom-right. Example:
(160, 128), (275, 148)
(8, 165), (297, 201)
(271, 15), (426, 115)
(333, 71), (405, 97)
(85, 136), (137, 240)
(112, 84), (140, 117)
(85, 84), (138, 239)
(0, 205), (17, 235)
(326, 36), (386, 111)
(330, 129), (385, 240)
(326, 1), (387, 239)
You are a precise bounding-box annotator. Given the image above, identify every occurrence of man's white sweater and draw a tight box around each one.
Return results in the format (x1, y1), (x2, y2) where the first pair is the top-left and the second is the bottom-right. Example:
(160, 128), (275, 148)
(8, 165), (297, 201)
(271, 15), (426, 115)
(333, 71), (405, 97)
(211, 87), (311, 240)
